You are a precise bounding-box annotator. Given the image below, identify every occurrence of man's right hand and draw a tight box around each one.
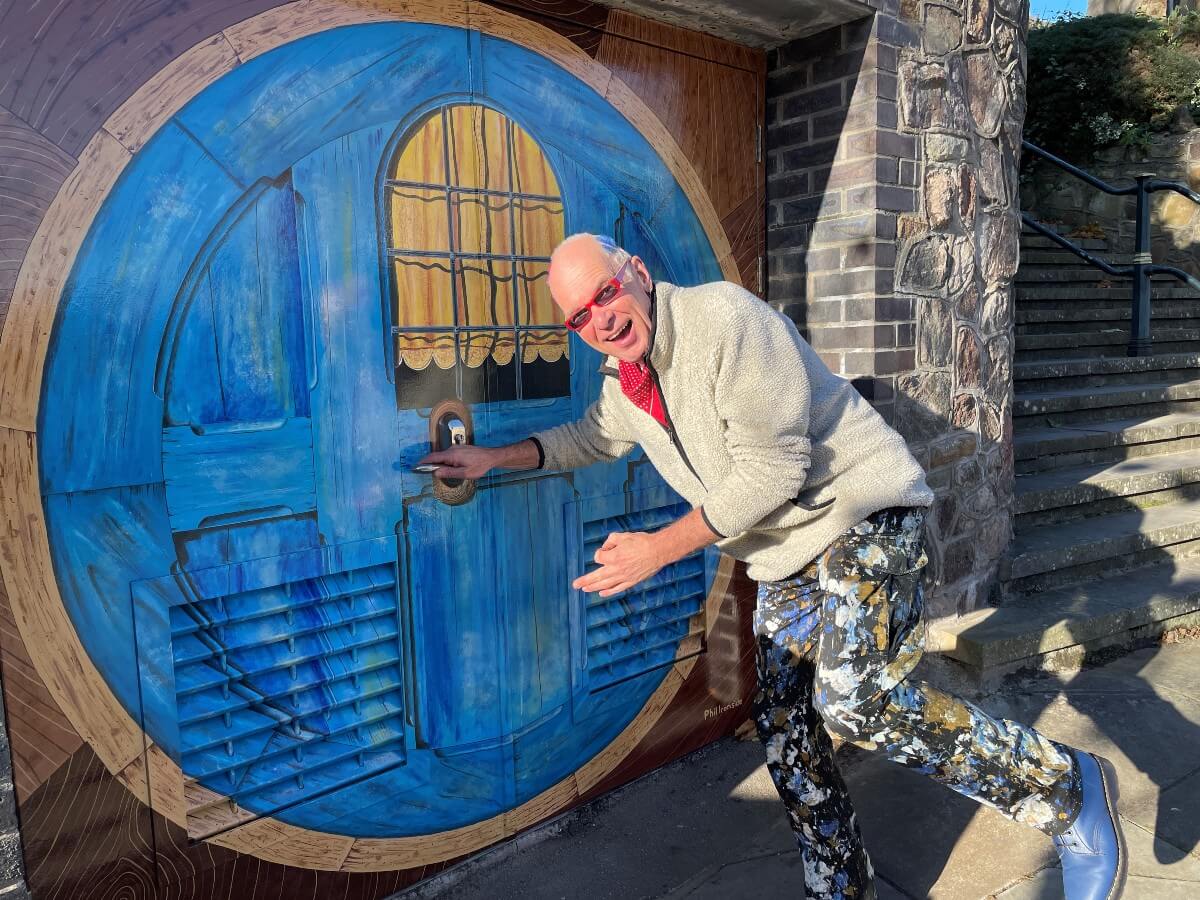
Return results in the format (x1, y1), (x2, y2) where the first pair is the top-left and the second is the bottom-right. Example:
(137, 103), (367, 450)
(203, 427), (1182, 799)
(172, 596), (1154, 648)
(416, 446), (504, 480)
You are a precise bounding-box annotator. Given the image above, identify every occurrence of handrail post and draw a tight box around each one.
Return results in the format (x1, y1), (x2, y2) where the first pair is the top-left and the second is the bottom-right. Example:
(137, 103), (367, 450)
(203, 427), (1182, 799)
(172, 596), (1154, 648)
(1129, 174), (1153, 357)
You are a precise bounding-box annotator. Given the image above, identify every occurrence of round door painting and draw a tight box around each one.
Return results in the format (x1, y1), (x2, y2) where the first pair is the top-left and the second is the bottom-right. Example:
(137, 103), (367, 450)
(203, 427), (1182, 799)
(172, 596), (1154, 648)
(33, 16), (734, 860)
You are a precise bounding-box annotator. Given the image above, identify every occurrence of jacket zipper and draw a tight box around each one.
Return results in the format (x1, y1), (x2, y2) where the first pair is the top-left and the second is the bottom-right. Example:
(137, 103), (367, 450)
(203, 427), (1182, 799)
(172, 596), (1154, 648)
(645, 361), (706, 489)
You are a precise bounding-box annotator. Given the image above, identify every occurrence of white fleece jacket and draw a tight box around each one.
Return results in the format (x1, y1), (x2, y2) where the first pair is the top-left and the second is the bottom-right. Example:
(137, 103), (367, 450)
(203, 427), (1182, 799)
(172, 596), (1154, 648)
(530, 280), (934, 581)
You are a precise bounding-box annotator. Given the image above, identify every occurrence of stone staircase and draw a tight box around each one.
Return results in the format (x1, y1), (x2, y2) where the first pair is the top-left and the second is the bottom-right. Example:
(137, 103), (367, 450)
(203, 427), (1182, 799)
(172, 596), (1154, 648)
(932, 228), (1200, 684)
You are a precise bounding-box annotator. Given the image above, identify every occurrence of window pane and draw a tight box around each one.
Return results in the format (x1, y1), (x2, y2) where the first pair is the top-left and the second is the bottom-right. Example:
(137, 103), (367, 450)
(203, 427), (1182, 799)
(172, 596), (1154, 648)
(389, 187), (449, 252)
(516, 261), (559, 327)
(511, 125), (559, 197)
(392, 255), (455, 362)
(513, 198), (563, 258)
(445, 105), (510, 193)
(390, 110), (446, 185)
(451, 191), (512, 256)
(456, 258), (515, 368)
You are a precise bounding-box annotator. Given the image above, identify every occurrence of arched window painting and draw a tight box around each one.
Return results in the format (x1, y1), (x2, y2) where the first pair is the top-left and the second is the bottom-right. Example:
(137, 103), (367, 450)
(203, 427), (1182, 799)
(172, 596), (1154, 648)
(387, 105), (568, 408)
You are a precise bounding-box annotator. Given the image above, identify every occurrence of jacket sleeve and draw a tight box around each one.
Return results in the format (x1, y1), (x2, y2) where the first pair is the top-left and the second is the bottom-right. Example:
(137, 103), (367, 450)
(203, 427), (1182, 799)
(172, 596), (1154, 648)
(699, 301), (813, 538)
(530, 378), (638, 471)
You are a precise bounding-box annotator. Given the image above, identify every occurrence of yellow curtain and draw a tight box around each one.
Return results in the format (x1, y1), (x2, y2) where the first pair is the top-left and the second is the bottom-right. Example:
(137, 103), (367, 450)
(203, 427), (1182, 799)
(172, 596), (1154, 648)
(389, 105), (567, 370)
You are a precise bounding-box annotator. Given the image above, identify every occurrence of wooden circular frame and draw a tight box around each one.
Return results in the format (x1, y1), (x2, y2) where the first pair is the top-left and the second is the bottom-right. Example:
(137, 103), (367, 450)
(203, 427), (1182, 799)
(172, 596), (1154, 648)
(0, 0), (740, 872)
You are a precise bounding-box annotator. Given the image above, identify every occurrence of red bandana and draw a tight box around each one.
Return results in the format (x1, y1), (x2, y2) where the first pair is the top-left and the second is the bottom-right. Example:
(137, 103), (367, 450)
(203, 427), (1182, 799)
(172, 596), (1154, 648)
(618, 360), (667, 426)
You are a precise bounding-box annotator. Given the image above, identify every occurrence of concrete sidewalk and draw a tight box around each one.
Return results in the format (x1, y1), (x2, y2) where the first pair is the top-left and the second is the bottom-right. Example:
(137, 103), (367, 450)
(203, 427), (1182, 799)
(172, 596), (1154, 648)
(410, 640), (1200, 899)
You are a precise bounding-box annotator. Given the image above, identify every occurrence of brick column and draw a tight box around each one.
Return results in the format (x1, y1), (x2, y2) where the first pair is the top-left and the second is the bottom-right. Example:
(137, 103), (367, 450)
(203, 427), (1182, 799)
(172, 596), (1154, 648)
(767, 0), (1029, 618)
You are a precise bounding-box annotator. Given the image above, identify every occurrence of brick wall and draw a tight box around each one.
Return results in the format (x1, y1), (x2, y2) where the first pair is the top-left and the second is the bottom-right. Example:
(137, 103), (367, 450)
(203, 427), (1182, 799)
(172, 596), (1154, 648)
(766, 0), (1029, 618)
(766, 12), (916, 425)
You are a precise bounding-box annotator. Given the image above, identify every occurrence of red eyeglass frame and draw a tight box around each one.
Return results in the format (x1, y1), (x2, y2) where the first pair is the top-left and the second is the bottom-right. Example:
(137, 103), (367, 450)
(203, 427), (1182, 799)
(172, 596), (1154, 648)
(563, 259), (634, 332)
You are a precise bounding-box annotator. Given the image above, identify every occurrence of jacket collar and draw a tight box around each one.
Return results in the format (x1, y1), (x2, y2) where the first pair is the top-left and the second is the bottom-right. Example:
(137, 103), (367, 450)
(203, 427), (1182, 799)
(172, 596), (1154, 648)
(598, 281), (676, 376)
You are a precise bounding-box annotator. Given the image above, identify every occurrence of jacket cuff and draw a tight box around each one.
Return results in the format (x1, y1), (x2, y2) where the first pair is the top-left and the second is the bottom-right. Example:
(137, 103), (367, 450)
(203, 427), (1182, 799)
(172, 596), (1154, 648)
(700, 506), (727, 539)
(528, 436), (546, 470)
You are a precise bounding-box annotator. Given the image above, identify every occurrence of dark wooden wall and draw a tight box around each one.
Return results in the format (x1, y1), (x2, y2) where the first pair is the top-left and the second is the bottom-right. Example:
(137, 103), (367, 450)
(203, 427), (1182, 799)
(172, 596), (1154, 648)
(0, 2), (764, 897)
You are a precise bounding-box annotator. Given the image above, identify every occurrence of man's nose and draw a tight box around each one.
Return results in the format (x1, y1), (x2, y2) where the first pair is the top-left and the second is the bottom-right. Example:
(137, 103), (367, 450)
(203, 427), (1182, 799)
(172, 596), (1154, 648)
(593, 305), (617, 332)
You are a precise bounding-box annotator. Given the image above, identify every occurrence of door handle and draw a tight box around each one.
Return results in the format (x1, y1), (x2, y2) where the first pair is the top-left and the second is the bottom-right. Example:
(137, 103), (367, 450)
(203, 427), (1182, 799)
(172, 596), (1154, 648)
(429, 400), (475, 506)
(439, 415), (468, 450)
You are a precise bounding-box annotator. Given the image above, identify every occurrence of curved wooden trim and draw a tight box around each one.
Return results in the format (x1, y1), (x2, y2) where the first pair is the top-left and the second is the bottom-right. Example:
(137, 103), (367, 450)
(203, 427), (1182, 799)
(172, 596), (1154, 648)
(0, 0), (745, 871)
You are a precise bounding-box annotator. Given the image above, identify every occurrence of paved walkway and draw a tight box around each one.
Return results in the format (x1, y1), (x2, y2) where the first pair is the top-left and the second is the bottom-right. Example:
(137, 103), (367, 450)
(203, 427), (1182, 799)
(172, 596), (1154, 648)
(410, 641), (1200, 899)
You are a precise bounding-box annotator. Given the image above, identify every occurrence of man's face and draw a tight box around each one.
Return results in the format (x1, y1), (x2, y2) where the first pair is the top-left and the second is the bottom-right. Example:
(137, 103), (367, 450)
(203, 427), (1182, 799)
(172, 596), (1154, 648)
(549, 240), (654, 363)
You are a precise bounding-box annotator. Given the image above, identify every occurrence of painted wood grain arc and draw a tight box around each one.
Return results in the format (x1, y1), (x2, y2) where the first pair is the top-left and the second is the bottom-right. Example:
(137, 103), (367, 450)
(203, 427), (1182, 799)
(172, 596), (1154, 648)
(0, 0), (756, 873)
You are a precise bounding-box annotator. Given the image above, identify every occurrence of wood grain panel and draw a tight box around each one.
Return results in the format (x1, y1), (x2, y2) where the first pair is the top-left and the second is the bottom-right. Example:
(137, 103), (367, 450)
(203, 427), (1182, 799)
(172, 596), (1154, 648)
(722, 191), (766, 295)
(0, 427), (144, 772)
(477, 0), (608, 56)
(104, 31), (242, 154)
(601, 7), (762, 72)
(0, 584), (82, 803)
(0, 130), (129, 432)
(0, 1), (281, 157)
(21, 744), (157, 900)
(598, 11), (762, 224)
(0, 107), (76, 326)
(223, 0), (470, 62)
(468, 1), (612, 97)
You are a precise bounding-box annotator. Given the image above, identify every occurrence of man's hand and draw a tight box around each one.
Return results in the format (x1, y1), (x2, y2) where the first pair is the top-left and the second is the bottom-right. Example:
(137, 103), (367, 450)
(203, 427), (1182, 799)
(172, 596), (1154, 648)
(417, 445), (504, 480)
(573, 531), (667, 598)
(572, 508), (721, 598)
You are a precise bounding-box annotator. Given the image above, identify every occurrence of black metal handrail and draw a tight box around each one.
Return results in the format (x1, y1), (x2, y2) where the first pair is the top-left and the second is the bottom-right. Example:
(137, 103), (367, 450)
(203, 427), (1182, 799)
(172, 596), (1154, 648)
(1022, 139), (1200, 356)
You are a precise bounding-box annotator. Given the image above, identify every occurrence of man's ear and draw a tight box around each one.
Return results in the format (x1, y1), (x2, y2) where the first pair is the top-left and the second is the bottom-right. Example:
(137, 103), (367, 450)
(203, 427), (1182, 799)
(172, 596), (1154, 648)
(630, 255), (652, 291)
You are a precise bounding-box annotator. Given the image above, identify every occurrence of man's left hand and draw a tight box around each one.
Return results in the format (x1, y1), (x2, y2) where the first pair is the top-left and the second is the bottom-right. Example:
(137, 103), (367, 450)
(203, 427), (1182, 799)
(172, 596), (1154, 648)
(573, 531), (666, 598)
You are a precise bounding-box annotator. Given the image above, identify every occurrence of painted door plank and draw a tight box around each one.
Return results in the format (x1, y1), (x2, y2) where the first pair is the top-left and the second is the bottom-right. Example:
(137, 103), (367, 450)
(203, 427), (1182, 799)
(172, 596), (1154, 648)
(39, 122), (245, 495)
(293, 127), (408, 546)
(208, 179), (308, 423)
(45, 484), (179, 749)
(163, 272), (226, 428)
(403, 490), (504, 749)
(175, 24), (472, 188)
(161, 418), (316, 531)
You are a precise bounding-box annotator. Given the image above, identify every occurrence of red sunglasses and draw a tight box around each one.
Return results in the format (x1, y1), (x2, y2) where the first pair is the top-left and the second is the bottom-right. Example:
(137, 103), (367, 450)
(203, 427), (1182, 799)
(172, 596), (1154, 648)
(564, 260), (634, 332)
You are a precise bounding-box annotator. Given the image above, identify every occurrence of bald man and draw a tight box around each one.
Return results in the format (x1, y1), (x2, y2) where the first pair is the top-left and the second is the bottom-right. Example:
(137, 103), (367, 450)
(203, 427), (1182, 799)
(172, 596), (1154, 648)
(419, 234), (1125, 900)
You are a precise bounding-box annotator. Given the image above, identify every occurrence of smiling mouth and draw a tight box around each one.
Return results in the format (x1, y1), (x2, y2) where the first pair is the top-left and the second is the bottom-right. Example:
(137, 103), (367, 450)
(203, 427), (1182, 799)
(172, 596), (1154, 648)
(608, 320), (632, 342)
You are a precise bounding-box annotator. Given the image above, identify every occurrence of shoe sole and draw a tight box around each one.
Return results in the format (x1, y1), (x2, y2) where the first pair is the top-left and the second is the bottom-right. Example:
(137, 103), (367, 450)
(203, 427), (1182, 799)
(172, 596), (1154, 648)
(1091, 753), (1128, 900)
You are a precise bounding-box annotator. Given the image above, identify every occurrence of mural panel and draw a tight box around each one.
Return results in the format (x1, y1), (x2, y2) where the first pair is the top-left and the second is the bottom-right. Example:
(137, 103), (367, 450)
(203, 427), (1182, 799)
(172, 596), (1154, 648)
(0, 2), (763, 897)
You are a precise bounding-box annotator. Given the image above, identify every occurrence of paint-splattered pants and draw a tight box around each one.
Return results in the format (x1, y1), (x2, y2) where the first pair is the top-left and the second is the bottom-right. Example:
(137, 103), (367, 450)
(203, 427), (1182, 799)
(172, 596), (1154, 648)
(753, 506), (1082, 900)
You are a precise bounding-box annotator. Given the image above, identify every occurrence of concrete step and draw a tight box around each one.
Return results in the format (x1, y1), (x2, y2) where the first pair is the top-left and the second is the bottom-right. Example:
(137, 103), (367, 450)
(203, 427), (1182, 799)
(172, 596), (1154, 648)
(1006, 496), (1200, 581)
(1013, 378), (1200, 426)
(1014, 448), (1200, 527)
(1016, 268), (1117, 284)
(1019, 250), (1117, 265)
(1016, 286), (1200, 302)
(1014, 328), (1200, 361)
(1014, 410), (1200, 473)
(1016, 302), (1200, 327)
(929, 556), (1200, 682)
(1020, 233), (1109, 251)
(1014, 352), (1200, 392)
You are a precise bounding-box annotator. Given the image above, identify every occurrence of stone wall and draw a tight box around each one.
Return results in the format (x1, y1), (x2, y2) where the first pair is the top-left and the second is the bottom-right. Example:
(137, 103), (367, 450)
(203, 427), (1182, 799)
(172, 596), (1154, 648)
(1022, 128), (1200, 281)
(766, 0), (1029, 618)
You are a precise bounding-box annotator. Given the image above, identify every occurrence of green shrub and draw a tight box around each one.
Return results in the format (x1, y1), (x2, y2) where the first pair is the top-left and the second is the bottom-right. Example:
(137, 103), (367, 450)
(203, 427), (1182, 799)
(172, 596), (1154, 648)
(1025, 12), (1200, 165)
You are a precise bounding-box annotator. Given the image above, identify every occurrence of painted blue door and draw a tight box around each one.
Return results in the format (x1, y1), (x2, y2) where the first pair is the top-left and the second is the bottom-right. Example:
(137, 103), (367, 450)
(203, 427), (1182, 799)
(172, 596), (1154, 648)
(41, 22), (728, 841)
